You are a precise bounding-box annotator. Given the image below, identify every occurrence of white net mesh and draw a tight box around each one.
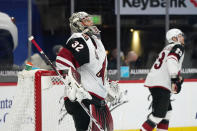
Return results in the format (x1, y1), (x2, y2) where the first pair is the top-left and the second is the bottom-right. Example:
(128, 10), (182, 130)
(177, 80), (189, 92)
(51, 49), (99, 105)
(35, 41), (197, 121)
(4, 70), (75, 131)
(3, 70), (36, 131)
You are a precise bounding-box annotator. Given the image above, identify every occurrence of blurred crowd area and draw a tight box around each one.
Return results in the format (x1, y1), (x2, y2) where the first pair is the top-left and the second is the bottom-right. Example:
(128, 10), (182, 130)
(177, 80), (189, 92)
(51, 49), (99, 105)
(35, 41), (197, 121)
(0, 0), (197, 81)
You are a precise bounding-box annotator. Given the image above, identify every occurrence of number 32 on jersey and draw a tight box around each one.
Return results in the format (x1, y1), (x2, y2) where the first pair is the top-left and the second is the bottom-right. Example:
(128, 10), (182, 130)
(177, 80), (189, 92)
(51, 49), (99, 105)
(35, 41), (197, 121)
(72, 41), (84, 52)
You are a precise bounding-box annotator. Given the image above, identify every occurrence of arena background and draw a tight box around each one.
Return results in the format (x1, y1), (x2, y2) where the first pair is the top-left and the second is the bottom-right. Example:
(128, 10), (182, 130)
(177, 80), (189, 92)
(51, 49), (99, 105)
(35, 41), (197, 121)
(0, 0), (197, 130)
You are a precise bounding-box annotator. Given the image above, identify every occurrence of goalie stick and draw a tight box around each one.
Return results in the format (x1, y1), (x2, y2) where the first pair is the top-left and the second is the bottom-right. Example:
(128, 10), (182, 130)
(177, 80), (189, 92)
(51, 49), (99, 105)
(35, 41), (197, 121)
(28, 36), (104, 131)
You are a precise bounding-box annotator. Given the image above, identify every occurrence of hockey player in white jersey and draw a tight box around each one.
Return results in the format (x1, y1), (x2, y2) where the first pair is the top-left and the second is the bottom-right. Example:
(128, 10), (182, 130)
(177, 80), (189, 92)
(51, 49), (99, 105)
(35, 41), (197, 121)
(56, 12), (119, 131)
(140, 28), (185, 131)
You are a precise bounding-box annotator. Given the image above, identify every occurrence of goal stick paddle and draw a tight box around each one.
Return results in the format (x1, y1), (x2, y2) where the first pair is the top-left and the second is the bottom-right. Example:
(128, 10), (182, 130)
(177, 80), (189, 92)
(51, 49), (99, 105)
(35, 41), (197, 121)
(28, 36), (104, 131)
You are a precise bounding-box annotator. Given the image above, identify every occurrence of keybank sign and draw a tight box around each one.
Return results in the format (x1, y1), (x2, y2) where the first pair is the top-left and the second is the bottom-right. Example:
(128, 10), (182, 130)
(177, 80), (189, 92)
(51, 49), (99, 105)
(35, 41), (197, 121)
(119, 0), (197, 15)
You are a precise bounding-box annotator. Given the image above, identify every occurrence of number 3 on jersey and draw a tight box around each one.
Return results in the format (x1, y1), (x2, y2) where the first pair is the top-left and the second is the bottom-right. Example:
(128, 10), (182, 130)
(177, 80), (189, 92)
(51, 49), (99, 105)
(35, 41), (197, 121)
(72, 41), (84, 52)
(154, 52), (165, 69)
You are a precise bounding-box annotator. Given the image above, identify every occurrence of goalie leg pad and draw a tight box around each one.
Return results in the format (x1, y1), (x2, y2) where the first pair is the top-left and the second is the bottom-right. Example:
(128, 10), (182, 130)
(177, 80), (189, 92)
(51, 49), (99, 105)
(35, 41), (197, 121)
(91, 103), (113, 131)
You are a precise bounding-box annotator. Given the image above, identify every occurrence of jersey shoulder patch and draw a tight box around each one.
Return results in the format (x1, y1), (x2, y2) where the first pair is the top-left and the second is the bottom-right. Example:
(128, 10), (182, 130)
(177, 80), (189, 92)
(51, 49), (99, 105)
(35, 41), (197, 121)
(168, 44), (184, 60)
(64, 37), (89, 66)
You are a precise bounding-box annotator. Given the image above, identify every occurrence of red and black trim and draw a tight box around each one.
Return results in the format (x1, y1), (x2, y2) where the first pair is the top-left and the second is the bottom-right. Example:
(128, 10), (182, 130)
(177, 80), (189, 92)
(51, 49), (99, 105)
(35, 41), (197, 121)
(157, 119), (169, 130)
(91, 97), (113, 131)
(56, 48), (80, 68)
(96, 58), (107, 85)
(168, 44), (184, 61)
(142, 119), (156, 131)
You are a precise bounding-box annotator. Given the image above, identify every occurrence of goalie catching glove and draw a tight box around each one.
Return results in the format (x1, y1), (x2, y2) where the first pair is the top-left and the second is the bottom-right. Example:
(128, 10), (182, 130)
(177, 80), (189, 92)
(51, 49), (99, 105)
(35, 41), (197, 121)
(105, 80), (122, 102)
(171, 75), (184, 94)
(64, 67), (92, 102)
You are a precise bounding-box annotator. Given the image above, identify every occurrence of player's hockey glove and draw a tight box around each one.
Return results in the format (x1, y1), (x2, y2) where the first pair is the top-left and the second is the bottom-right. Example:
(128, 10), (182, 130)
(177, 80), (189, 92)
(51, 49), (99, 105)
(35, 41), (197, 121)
(171, 75), (184, 94)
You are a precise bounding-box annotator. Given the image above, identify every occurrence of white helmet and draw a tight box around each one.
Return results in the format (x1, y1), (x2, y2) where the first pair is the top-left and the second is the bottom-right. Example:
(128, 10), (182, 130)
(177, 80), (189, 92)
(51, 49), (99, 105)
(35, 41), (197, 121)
(166, 28), (183, 43)
(69, 12), (89, 33)
(69, 11), (100, 35)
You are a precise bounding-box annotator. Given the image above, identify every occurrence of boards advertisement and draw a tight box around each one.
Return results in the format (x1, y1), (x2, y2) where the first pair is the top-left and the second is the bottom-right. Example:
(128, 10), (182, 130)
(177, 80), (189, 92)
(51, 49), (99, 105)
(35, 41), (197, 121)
(117, 0), (197, 15)
(0, 81), (197, 130)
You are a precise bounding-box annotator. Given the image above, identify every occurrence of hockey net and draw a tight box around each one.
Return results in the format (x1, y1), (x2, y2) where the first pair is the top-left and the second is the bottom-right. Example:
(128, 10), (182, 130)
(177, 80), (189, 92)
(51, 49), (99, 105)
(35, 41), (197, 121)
(3, 69), (75, 131)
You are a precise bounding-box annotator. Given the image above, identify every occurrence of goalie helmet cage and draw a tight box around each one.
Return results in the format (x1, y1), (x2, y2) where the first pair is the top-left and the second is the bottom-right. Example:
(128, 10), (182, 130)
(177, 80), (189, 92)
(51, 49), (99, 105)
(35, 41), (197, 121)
(4, 69), (75, 131)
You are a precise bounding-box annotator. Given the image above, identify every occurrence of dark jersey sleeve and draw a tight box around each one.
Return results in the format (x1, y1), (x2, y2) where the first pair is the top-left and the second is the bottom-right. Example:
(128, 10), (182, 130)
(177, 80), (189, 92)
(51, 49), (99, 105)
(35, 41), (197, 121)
(168, 44), (184, 61)
(64, 37), (90, 66)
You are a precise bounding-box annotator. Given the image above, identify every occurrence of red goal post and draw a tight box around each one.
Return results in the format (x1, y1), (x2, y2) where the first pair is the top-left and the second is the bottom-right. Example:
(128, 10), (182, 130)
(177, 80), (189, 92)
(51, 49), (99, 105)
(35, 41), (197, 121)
(3, 69), (75, 131)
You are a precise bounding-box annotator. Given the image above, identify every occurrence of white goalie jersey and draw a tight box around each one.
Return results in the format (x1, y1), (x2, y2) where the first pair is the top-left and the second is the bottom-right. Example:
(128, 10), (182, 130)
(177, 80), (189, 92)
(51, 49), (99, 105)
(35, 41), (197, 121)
(144, 42), (185, 91)
(56, 33), (108, 98)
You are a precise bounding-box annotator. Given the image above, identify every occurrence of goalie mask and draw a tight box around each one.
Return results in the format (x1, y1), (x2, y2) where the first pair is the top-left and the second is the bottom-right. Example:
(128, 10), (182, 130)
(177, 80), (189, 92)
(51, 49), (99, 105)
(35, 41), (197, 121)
(166, 28), (184, 44)
(69, 11), (100, 35)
